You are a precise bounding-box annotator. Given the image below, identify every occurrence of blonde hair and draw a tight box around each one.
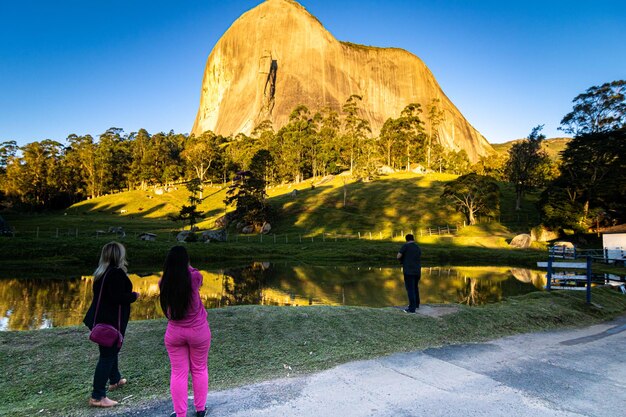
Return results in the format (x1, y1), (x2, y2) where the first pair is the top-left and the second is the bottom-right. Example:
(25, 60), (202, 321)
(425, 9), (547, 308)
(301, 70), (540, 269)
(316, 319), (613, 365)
(94, 241), (128, 280)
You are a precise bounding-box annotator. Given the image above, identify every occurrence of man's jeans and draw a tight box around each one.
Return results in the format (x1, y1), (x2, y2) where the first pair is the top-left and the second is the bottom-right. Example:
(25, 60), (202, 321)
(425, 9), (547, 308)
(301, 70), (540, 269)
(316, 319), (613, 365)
(403, 273), (421, 312)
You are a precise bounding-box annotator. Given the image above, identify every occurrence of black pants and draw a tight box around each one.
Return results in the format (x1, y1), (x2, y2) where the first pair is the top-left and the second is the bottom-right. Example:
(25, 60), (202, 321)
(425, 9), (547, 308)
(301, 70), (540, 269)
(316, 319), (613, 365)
(403, 273), (421, 312)
(92, 344), (122, 400)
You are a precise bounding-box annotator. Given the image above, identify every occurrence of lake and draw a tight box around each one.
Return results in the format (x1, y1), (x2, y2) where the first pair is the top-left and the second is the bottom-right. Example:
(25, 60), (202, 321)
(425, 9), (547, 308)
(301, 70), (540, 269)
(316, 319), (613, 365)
(0, 263), (548, 331)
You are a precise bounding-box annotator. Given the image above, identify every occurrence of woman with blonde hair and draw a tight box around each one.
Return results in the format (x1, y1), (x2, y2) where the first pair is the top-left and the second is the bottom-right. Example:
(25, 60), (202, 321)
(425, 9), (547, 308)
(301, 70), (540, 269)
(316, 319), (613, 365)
(160, 245), (211, 417)
(83, 241), (138, 407)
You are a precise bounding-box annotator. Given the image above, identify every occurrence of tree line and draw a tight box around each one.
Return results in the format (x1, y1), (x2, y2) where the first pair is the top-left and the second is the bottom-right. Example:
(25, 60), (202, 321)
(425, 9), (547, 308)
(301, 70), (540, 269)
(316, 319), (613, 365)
(442, 80), (625, 230)
(0, 95), (478, 210)
(1, 81), (624, 235)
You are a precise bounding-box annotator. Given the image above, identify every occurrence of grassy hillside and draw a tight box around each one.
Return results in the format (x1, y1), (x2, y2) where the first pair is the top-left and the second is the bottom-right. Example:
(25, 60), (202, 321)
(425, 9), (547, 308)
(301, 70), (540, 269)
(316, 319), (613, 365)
(492, 137), (571, 160)
(4, 172), (539, 239)
(0, 172), (550, 275)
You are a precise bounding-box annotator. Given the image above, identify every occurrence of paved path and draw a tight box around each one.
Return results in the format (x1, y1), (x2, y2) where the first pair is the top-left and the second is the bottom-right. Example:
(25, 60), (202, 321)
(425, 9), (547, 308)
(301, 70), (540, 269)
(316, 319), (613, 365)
(113, 316), (626, 417)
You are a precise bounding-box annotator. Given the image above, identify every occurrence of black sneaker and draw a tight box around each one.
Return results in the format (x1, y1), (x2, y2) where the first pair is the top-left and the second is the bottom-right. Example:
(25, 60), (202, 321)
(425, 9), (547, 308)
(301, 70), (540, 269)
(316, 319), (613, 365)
(403, 308), (416, 314)
(196, 410), (207, 417)
(169, 413), (176, 417)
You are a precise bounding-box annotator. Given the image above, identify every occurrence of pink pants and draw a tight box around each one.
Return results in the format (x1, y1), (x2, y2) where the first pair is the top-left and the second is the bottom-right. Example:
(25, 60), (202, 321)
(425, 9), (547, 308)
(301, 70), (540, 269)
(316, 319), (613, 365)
(164, 322), (211, 417)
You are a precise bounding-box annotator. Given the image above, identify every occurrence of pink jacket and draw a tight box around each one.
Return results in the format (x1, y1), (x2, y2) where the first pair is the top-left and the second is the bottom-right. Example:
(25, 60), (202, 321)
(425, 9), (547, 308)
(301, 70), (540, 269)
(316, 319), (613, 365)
(168, 266), (208, 328)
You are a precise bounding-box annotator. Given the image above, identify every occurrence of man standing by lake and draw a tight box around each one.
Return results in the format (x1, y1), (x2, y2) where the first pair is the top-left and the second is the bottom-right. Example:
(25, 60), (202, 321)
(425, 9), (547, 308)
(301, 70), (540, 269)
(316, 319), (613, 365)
(397, 234), (422, 313)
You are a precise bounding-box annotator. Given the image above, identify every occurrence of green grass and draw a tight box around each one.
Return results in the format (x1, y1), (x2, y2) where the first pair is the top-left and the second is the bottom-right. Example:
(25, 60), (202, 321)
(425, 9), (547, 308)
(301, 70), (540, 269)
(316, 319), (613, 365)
(4, 173), (467, 237)
(1, 288), (625, 416)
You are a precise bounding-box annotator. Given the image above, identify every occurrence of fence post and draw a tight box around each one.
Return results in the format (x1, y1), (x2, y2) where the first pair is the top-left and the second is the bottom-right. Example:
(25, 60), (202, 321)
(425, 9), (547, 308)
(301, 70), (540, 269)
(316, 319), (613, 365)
(586, 255), (592, 304)
(285, 235), (288, 243)
(546, 256), (553, 291)
(358, 232), (361, 240)
(323, 233), (325, 242)
(36, 227), (39, 239)
(274, 234), (276, 243)
(379, 232), (382, 239)
(369, 232), (372, 240)
(299, 234), (302, 243)
(56, 228), (59, 238)
(76, 228), (79, 238)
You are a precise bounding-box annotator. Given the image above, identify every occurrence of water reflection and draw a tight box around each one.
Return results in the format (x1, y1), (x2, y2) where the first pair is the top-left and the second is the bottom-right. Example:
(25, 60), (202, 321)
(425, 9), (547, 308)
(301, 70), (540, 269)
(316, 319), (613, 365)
(0, 264), (555, 331)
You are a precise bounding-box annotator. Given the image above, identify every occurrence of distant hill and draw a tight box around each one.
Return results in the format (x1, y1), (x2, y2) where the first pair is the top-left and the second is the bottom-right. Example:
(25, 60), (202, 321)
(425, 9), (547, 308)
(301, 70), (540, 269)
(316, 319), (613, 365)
(492, 137), (571, 161)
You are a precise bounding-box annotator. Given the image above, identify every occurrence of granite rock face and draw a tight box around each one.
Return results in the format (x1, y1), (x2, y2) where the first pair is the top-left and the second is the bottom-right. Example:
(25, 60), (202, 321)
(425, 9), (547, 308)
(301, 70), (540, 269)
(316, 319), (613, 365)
(192, 0), (493, 162)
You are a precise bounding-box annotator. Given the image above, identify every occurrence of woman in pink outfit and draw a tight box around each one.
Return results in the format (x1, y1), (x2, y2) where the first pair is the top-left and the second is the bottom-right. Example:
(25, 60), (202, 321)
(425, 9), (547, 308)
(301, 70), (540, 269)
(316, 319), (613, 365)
(160, 246), (211, 417)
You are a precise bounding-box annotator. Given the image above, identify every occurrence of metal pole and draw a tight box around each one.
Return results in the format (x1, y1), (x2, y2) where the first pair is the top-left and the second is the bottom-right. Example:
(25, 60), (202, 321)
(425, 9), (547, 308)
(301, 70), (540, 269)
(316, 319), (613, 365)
(546, 256), (553, 291)
(586, 256), (592, 304)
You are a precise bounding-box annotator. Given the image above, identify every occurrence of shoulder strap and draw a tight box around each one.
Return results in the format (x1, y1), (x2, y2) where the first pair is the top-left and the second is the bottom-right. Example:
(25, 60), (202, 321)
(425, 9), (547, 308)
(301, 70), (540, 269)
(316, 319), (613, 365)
(92, 270), (110, 327)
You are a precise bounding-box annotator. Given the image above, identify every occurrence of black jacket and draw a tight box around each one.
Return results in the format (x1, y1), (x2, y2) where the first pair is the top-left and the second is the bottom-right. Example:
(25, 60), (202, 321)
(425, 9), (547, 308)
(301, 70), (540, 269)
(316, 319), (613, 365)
(83, 267), (137, 336)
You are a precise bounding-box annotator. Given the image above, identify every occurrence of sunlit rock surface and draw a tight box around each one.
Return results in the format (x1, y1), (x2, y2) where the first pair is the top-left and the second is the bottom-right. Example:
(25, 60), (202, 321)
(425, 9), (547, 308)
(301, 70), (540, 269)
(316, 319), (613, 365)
(192, 0), (493, 161)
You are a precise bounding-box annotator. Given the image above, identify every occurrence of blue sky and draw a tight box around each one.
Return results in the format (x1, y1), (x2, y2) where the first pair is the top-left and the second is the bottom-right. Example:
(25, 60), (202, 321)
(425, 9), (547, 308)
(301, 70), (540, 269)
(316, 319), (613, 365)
(1, 0), (624, 146)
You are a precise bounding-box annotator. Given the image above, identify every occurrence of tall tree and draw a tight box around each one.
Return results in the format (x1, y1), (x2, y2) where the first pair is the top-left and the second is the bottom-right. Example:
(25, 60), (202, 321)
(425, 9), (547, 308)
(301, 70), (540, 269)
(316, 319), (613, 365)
(441, 173), (500, 225)
(379, 117), (403, 168)
(182, 130), (223, 185)
(341, 95), (371, 174)
(399, 103), (426, 171)
(175, 178), (204, 230)
(129, 128), (152, 190)
(277, 105), (316, 183)
(541, 129), (626, 229)
(317, 107), (342, 175)
(505, 126), (551, 210)
(224, 167), (270, 229)
(426, 99), (445, 169)
(559, 80), (626, 136)
(96, 127), (131, 193)
(66, 134), (100, 198)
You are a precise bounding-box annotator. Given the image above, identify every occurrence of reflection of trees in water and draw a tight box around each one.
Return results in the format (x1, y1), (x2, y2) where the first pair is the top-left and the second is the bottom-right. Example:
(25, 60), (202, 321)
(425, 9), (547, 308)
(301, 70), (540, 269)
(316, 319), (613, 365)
(0, 278), (91, 331)
(458, 278), (488, 306)
(1, 265), (545, 330)
(221, 262), (271, 306)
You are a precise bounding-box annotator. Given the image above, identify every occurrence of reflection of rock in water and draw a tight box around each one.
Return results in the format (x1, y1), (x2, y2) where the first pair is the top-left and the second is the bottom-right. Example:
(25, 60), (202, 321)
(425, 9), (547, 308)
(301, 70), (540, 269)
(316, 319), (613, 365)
(511, 268), (532, 283)
(510, 268), (546, 288)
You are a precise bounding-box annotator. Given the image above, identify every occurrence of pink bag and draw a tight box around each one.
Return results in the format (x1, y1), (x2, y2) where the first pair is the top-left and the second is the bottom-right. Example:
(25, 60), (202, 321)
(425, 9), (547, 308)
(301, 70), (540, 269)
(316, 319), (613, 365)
(89, 271), (123, 348)
(90, 322), (123, 348)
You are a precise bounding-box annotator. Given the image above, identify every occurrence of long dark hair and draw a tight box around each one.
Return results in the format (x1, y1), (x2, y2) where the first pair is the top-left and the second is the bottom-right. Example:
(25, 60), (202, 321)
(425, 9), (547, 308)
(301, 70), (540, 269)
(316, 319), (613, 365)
(159, 246), (192, 320)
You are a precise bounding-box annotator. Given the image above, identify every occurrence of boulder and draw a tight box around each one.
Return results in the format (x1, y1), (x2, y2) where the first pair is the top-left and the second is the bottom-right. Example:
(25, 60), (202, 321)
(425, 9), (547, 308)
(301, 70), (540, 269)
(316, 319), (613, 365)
(378, 165), (395, 174)
(261, 222), (272, 234)
(530, 226), (559, 242)
(176, 230), (193, 242)
(108, 226), (126, 238)
(241, 225), (254, 234)
(553, 241), (575, 249)
(202, 229), (227, 242)
(138, 232), (157, 241)
(509, 234), (532, 248)
(215, 215), (228, 228)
